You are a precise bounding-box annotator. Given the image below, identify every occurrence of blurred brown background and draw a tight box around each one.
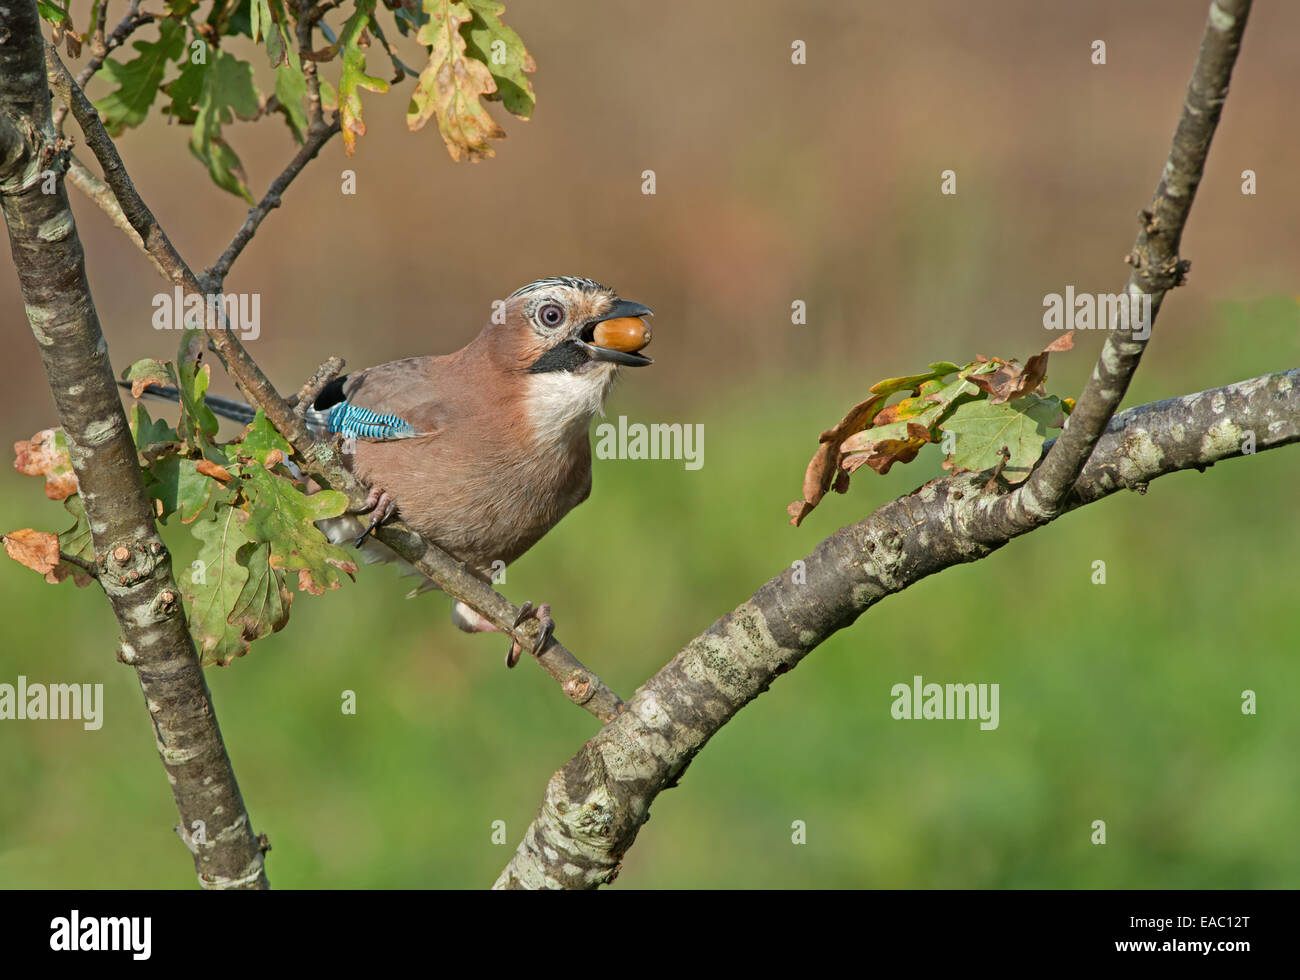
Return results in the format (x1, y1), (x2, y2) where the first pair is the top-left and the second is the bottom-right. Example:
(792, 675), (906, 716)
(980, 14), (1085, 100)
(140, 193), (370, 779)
(4, 0), (1299, 419)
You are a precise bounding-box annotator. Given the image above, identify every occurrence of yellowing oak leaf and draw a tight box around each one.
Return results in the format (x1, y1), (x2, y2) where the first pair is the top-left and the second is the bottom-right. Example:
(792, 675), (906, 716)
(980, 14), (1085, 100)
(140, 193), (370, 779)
(338, 0), (390, 156)
(408, 0), (507, 162)
(461, 0), (537, 119)
(788, 346), (1075, 524)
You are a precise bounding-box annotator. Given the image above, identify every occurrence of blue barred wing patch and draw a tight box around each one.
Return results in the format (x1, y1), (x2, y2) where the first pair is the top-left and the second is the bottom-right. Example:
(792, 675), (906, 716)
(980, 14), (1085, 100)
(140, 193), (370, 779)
(328, 401), (417, 440)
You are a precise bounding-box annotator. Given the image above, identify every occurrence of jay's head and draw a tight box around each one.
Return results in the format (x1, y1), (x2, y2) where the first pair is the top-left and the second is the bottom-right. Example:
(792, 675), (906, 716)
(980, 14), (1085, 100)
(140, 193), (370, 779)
(494, 276), (653, 375)
(481, 277), (654, 437)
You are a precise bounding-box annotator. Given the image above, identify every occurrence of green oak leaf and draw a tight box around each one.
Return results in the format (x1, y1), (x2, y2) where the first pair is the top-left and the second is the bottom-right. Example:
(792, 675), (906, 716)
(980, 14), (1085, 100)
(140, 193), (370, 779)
(47, 495), (96, 587)
(175, 360), (220, 448)
(921, 373), (982, 416)
(58, 495), (93, 563)
(408, 0), (505, 161)
(274, 60), (309, 142)
(461, 0), (536, 119)
(121, 356), (174, 397)
(148, 454), (231, 523)
(186, 503), (254, 665)
(941, 394), (1065, 483)
(250, 0), (266, 47)
(229, 540), (292, 651)
(95, 18), (186, 135)
(252, 0), (296, 68)
(128, 401), (179, 451)
(187, 51), (260, 201)
(235, 409), (293, 465)
(928, 361), (963, 375)
(240, 464), (357, 595)
(36, 0), (71, 28)
(163, 56), (203, 125)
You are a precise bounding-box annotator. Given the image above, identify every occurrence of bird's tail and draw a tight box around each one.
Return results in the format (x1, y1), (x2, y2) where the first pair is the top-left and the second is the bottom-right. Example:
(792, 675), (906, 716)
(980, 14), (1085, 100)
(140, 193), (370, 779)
(118, 381), (257, 425)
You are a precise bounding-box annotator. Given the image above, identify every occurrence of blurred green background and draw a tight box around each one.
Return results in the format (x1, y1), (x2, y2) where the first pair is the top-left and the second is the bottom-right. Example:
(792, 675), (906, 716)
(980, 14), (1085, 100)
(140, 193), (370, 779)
(2, 0), (1298, 888)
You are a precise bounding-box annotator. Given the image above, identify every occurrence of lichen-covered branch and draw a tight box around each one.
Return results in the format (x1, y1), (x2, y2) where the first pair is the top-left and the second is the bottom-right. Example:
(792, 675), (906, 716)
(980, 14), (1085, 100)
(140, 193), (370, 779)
(495, 368), (1299, 889)
(0, 0), (267, 890)
(994, 0), (1252, 532)
(497, 1), (1266, 887)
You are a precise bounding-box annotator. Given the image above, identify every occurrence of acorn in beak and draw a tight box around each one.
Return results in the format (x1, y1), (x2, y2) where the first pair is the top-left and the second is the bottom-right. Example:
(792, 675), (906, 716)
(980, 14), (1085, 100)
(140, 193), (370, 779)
(578, 300), (653, 366)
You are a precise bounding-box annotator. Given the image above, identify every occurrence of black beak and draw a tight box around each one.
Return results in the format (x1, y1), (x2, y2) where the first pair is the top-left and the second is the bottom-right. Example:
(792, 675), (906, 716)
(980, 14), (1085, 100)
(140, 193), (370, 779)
(595, 300), (654, 321)
(578, 300), (655, 367)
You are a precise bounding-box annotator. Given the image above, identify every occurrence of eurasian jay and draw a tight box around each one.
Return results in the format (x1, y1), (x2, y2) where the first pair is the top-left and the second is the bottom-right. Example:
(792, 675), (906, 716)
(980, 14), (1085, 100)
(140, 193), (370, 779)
(130, 276), (653, 666)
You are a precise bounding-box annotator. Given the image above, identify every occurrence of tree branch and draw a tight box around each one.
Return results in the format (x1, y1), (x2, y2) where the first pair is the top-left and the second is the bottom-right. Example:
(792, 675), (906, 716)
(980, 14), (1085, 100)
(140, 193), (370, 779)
(495, 0), (1264, 888)
(296, 0), (325, 128)
(294, 356), (346, 415)
(495, 367), (1300, 888)
(992, 0), (1252, 533)
(64, 151), (170, 278)
(0, 0), (267, 890)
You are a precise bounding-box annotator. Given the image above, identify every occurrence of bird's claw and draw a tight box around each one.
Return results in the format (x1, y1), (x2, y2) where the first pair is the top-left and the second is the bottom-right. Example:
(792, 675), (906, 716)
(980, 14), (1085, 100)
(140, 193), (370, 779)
(506, 600), (554, 668)
(353, 487), (398, 547)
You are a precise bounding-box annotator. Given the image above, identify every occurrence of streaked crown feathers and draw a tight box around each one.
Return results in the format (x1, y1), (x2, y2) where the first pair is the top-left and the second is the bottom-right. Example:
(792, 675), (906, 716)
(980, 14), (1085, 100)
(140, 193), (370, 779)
(508, 276), (611, 299)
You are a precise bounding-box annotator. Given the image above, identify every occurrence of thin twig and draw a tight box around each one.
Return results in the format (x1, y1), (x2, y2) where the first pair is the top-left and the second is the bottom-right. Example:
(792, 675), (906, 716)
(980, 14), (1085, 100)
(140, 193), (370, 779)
(92, 0), (110, 51)
(990, 0), (1253, 532)
(47, 49), (190, 287)
(297, 0), (324, 127)
(65, 152), (169, 278)
(295, 357), (345, 416)
(307, 0), (342, 26)
(59, 551), (100, 578)
(204, 114), (341, 288)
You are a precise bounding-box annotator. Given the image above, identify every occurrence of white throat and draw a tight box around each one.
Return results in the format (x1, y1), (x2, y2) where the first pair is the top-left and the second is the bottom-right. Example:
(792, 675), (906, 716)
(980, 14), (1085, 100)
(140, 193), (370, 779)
(525, 364), (618, 448)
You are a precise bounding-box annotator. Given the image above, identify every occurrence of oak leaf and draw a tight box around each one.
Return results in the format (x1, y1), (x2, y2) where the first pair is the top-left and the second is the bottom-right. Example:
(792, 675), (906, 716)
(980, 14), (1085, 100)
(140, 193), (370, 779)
(408, 0), (507, 162)
(13, 428), (78, 500)
(3, 529), (60, 578)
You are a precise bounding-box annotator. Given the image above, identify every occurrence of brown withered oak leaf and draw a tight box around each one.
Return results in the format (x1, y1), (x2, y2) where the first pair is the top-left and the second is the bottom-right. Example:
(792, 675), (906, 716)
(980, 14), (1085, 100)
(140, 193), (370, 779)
(13, 429), (78, 500)
(3, 529), (61, 579)
(786, 394), (886, 526)
(968, 332), (1075, 404)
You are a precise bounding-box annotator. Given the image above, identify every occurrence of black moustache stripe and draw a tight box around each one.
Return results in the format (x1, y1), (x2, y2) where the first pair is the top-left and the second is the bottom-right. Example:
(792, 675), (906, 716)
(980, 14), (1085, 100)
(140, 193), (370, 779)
(528, 340), (591, 374)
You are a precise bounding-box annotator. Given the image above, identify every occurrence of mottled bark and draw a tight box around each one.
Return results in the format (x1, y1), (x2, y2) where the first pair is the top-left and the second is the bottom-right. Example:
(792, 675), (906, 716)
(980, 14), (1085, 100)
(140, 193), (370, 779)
(495, 368), (1299, 889)
(497, 0), (1269, 887)
(0, 0), (267, 888)
(996, 0), (1251, 530)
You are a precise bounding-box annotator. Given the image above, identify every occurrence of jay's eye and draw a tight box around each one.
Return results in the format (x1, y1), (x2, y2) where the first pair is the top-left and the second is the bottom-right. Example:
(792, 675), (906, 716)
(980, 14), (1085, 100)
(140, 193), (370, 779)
(538, 303), (565, 328)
